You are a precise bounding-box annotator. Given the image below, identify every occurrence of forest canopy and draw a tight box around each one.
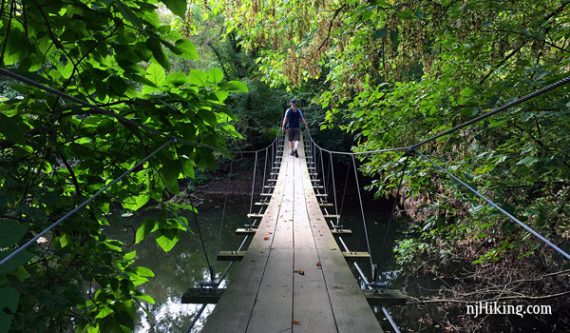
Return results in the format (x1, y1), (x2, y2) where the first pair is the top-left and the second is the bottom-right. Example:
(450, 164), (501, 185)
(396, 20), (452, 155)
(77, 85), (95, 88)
(1, 0), (569, 332)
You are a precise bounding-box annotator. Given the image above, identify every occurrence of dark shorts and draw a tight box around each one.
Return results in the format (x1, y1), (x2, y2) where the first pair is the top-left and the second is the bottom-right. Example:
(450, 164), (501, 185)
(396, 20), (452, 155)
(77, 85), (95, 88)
(287, 128), (301, 141)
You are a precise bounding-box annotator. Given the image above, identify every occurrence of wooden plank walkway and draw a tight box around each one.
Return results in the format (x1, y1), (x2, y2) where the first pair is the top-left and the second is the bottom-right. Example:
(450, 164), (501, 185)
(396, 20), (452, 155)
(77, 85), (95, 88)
(202, 137), (383, 333)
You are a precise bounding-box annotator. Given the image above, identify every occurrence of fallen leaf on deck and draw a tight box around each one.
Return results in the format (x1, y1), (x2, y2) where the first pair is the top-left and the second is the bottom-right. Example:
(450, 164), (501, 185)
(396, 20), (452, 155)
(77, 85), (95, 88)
(293, 269), (305, 275)
(293, 320), (301, 325)
(316, 261), (321, 268)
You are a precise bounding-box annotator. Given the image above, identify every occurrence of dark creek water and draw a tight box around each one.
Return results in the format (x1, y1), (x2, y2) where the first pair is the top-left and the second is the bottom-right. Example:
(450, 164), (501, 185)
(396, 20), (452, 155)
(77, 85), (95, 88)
(108, 194), (404, 333)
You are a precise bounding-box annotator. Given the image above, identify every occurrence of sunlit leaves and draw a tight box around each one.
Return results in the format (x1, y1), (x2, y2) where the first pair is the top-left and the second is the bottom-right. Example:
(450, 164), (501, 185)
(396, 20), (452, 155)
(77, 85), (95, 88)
(0, 0), (247, 331)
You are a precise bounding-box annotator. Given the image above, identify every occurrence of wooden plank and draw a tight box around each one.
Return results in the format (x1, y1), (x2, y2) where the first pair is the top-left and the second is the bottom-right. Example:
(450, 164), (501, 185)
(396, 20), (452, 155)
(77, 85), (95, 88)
(300, 142), (384, 333)
(235, 228), (257, 235)
(319, 203), (333, 207)
(260, 193), (272, 197)
(254, 202), (269, 206)
(364, 289), (408, 305)
(204, 136), (382, 332)
(202, 143), (289, 333)
(181, 288), (224, 304)
(342, 251), (370, 260)
(247, 250), (293, 333)
(315, 193), (328, 197)
(247, 213), (264, 218)
(331, 229), (352, 235)
(292, 145), (337, 333)
(247, 154), (295, 332)
(217, 251), (246, 260)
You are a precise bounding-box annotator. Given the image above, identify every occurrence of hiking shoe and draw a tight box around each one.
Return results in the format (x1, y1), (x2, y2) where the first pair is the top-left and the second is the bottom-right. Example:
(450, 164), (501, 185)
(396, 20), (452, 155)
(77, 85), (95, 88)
(294, 150), (299, 158)
(290, 151), (294, 156)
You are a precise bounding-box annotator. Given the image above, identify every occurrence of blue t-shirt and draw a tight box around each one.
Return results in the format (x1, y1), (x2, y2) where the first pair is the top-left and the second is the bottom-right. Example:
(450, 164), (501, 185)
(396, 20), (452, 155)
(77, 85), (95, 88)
(284, 108), (304, 128)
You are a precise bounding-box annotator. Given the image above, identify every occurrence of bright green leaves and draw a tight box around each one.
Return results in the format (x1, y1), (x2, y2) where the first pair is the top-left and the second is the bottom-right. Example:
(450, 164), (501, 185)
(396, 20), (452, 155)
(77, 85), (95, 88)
(174, 39), (199, 60)
(155, 231), (180, 252)
(221, 80), (248, 93)
(0, 0), (247, 331)
(142, 63), (166, 94)
(0, 288), (19, 333)
(122, 193), (151, 211)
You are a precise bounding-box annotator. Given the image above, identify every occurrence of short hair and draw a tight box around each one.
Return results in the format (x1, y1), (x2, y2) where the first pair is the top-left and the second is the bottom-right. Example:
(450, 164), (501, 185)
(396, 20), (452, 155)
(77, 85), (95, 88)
(290, 99), (297, 105)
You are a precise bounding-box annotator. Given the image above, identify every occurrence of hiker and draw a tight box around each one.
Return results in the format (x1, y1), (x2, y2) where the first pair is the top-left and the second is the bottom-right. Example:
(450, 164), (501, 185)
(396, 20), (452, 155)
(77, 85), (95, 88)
(281, 99), (308, 157)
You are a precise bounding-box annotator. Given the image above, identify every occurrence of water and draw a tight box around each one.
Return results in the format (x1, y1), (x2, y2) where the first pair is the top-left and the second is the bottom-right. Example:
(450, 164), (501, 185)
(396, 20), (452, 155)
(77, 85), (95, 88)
(112, 193), (400, 332)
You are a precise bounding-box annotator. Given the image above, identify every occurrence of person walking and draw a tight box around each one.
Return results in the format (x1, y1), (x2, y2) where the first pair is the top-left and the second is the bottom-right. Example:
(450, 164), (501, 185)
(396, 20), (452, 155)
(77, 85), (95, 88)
(281, 99), (308, 158)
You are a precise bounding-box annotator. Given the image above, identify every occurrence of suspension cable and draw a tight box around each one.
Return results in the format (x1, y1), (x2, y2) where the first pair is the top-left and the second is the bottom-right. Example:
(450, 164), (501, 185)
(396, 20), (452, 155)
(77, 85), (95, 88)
(248, 151), (259, 215)
(302, 76), (570, 156)
(339, 166), (351, 217)
(418, 151), (570, 261)
(0, 139), (174, 267)
(351, 155), (375, 273)
(329, 152), (339, 217)
(411, 75), (570, 149)
(261, 147), (269, 194)
(216, 158), (234, 254)
(377, 154), (411, 272)
(174, 143), (216, 282)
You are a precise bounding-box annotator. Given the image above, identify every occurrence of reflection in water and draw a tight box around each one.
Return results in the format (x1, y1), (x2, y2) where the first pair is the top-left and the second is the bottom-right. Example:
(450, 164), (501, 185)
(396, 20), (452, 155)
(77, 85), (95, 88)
(112, 195), (396, 332)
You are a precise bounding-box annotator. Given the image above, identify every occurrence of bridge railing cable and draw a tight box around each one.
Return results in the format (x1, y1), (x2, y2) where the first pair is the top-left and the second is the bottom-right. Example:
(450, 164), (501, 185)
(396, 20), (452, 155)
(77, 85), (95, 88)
(0, 138), (175, 267)
(411, 76), (570, 149)
(350, 155), (375, 272)
(417, 151), (570, 261)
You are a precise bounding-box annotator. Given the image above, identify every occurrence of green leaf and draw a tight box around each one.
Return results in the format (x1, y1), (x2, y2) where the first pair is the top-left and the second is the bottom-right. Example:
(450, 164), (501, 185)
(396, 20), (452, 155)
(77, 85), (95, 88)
(0, 114), (28, 144)
(162, 0), (187, 18)
(207, 67), (224, 83)
(0, 288), (19, 332)
(135, 219), (154, 244)
(0, 250), (32, 274)
(146, 38), (170, 70)
(516, 156), (538, 167)
(135, 266), (155, 278)
(155, 231), (180, 252)
(59, 233), (71, 248)
(220, 80), (248, 93)
(124, 250), (137, 261)
(95, 307), (114, 319)
(161, 160), (180, 193)
(122, 193), (151, 211)
(145, 63), (166, 87)
(175, 39), (199, 60)
(134, 294), (155, 304)
(188, 70), (208, 87)
(167, 71), (188, 85)
(0, 220), (27, 247)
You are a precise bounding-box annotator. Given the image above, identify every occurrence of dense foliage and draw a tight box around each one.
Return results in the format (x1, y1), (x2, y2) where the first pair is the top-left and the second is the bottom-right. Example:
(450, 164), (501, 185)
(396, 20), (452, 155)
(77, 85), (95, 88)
(0, 1), (247, 332)
(209, 0), (570, 330)
(1, 0), (569, 331)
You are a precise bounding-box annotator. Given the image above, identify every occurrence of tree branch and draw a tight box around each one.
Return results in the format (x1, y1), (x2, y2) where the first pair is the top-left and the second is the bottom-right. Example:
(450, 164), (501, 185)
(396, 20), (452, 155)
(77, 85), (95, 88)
(317, 3), (347, 52)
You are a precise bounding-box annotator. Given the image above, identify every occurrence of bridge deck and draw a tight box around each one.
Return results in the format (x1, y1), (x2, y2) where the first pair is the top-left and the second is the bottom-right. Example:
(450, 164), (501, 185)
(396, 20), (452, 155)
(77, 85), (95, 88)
(202, 138), (382, 333)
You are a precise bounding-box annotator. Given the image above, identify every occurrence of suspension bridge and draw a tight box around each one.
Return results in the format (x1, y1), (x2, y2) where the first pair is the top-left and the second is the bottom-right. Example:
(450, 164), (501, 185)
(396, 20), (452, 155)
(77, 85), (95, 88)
(193, 136), (383, 332)
(0, 67), (569, 333)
